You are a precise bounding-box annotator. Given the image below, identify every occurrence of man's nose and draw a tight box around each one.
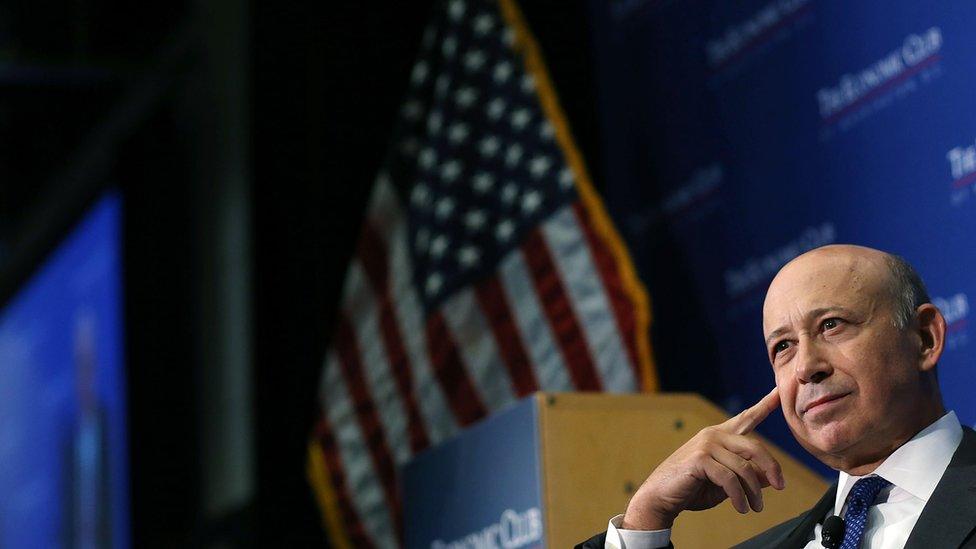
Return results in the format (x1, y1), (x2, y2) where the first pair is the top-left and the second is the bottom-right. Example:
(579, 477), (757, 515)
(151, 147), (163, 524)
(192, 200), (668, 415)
(794, 340), (831, 384)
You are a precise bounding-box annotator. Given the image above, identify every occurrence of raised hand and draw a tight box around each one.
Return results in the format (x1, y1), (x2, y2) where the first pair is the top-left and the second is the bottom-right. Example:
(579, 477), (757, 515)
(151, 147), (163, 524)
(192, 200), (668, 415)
(622, 388), (786, 530)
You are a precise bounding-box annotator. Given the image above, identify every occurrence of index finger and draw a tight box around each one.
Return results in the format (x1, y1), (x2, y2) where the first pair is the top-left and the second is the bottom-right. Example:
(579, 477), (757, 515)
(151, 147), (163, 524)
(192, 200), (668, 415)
(723, 387), (780, 435)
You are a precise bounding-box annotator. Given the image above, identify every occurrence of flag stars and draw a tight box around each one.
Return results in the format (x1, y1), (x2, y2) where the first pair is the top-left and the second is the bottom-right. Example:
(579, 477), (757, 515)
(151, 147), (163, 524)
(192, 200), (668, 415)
(454, 87), (478, 109)
(430, 234), (450, 259)
(558, 167), (575, 189)
(487, 98), (507, 121)
(472, 172), (495, 193)
(520, 74), (536, 94)
(447, 123), (469, 144)
(425, 272), (444, 296)
(496, 219), (515, 242)
(419, 148), (437, 170)
(501, 182), (519, 204)
(502, 28), (516, 47)
(463, 50), (487, 72)
(435, 197), (456, 220)
(473, 13), (495, 36)
(505, 143), (523, 167)
(439, 160), (463, 183)
(448, 0), (466, 22)
(521, 190), (542, 214)
(529, 156), (552, 178)
(411, 183), (431, 207)
(510, 108), (532, 131)
(458, 245), (481, 268)
(411, 61), (429, 85)
(479, 136), (501, 158)
(464, 209), (487, 231)
(539, 121), (555, 141)
(493, 61), (513, 84)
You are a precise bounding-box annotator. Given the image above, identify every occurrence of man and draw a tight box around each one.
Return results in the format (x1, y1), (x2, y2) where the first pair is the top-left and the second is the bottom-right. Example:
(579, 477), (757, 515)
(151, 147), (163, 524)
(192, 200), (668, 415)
(577, 244), (976, 548)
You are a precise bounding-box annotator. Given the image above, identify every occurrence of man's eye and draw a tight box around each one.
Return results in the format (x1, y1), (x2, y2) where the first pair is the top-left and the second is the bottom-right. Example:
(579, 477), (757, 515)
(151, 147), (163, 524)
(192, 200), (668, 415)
(822, 318), (842, 330)
(773, 340), (790, 354)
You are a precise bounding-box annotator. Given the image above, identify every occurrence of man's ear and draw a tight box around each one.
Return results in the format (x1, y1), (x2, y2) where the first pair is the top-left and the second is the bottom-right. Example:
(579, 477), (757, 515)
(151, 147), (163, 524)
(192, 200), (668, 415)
(915, 303), (946, 372)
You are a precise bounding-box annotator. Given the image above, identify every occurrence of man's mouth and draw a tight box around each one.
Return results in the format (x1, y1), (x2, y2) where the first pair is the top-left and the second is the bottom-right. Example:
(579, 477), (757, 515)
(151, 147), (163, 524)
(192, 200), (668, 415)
(801, 393), (851, 415)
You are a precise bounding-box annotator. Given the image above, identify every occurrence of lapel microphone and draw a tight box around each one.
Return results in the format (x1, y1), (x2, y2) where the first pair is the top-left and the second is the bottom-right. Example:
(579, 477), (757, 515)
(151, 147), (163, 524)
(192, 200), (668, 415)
(821, 516), (845, 548)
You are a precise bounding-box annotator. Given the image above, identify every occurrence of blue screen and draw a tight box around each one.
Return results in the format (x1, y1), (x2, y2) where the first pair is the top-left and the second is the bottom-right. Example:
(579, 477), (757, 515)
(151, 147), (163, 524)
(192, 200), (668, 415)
(0, 193), (129, 548)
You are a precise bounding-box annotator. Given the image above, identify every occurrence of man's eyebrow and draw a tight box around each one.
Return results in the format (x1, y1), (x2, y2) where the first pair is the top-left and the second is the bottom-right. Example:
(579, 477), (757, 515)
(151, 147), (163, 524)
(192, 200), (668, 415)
(764, 307), (858, 346)
(765, 327), (789, 347)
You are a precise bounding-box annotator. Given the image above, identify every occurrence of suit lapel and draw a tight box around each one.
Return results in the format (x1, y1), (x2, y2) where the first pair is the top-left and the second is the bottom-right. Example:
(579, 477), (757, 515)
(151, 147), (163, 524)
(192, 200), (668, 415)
(776, 483), (837, 549)
(904, 427), (976, 549)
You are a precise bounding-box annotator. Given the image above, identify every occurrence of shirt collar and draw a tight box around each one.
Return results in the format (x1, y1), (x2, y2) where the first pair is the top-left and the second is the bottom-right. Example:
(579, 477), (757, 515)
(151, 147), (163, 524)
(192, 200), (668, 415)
(833, 411), (962, 514)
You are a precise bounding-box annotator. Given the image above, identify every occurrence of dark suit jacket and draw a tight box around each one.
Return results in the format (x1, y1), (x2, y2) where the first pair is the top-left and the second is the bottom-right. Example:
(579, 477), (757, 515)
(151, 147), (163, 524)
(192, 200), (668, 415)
(576, 427), (976, 549)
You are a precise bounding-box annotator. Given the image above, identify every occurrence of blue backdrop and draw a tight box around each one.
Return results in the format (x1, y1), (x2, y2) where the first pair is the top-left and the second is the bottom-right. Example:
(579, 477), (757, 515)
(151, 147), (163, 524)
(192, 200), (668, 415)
(589, 1), (976, 474)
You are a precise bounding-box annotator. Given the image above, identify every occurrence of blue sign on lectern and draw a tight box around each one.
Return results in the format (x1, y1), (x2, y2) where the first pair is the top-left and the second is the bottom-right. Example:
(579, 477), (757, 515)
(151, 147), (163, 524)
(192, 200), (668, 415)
(403, 396), (545, 549)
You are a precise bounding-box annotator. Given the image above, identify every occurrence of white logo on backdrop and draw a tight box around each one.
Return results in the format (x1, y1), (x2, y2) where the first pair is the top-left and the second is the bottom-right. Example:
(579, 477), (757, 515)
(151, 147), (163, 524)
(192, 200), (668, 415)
(706, 0), (812, 68)
(662, 164), (724, 216)
(724, 222), (836, 299)
(817, 27), (942, 120)
(431, 507), (543, 549)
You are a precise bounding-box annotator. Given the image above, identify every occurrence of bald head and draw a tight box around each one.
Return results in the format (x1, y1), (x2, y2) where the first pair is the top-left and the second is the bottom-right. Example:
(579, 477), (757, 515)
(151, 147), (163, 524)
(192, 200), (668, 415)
(766, 245), (929, 332)
(761, 244), (946, 474)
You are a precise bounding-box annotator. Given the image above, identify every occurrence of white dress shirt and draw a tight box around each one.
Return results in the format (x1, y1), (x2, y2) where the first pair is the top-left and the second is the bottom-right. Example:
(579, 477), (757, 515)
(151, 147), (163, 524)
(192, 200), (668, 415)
(606, 411), (963, 549)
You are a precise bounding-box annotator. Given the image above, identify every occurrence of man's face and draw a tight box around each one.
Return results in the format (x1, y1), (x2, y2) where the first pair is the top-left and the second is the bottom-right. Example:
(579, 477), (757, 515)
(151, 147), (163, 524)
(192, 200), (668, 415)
(762, 247), (924, 466)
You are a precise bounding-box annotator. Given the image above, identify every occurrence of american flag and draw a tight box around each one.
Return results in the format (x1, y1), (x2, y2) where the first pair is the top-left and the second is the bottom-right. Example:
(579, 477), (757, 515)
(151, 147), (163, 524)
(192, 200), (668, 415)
(308, 0), (656, 546)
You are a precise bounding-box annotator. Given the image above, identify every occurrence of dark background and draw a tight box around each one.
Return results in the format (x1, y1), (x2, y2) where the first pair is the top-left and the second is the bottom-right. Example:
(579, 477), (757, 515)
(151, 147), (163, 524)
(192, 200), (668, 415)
(0, 1), (710, 546)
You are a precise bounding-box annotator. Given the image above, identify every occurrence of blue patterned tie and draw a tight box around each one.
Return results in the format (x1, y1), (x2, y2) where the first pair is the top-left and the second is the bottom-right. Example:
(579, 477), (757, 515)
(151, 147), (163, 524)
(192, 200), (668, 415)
(840, 476), (892, 549)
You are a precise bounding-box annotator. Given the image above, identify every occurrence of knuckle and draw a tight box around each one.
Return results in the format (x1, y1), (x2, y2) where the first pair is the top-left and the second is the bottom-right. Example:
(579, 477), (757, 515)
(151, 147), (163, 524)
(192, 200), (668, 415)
(740, 460), (756, 477)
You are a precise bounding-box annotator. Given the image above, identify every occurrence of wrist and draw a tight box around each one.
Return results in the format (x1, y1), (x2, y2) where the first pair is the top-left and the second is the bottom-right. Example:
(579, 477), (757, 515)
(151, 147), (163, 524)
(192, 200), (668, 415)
(621, 505), (675, 530)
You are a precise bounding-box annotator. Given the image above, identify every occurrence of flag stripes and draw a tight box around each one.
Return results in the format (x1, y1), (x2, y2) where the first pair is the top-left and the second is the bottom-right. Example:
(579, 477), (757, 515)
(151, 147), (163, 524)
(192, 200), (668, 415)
(572, 202), (642, 381)
(310, 417), (370, 549)
(343, 265), (409, 467)
(497, 246), (574, 392)
(521, 228), (603, 391)
(334, 315), (403, 541)
(385, 203), (460, 445)
(425, 310), (488, 426)
(473, 274), (540, 396)
(442, 290), (518, 408)
(542, 207), (637, 392)
(320, 352), (397, 546)
(357, 223), (431, 453)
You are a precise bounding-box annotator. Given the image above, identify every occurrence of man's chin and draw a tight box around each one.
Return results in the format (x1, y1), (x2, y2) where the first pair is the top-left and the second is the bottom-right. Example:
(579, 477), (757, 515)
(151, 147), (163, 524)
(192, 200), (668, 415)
(791, 421), (858, 460)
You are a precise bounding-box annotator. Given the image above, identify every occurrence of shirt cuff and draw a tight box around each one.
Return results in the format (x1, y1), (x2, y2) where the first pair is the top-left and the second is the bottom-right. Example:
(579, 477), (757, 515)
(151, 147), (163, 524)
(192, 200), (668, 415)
(605, 514), (672, 549)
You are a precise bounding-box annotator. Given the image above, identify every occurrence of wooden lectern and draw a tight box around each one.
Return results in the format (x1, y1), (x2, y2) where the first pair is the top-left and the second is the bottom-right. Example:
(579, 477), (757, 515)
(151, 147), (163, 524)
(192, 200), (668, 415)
(402, 392), (828, 548)
(539, 393), (827, 548)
